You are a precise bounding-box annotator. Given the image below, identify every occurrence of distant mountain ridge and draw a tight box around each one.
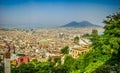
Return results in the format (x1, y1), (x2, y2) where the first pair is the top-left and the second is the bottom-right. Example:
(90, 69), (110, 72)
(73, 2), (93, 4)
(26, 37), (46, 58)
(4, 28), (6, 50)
(0, 21), (102, 28)
(61, 21), (101, 27)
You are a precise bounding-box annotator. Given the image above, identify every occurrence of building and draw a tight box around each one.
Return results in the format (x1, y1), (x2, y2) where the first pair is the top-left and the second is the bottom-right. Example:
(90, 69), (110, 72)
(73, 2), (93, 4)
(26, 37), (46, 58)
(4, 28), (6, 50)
(71, 47), (89, 58)
(79, 38), (92, 47)
(39, 39), (49, 49)
(11, 60), (17, 66)
(17, 56), (29, 66)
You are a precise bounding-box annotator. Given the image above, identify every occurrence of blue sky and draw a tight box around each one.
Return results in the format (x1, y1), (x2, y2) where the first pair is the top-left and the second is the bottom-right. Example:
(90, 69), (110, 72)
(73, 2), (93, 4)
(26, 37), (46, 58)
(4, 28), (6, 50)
(0, 0), (120, 27)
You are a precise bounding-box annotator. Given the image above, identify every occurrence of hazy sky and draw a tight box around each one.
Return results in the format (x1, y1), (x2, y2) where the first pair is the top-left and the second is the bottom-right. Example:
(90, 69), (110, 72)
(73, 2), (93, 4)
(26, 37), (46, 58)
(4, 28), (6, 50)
(0, 0), (120, 27)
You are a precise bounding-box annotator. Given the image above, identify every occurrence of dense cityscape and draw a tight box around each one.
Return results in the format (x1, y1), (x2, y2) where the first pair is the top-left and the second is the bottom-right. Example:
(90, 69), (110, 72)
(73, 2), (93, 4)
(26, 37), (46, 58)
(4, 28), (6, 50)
(0, 27), (103, 64)
(0, 0), (120, 73)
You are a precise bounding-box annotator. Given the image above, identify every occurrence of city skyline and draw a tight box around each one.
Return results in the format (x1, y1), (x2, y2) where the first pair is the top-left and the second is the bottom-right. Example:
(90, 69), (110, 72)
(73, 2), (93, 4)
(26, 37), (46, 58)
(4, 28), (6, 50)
(0, 0), (120, 27)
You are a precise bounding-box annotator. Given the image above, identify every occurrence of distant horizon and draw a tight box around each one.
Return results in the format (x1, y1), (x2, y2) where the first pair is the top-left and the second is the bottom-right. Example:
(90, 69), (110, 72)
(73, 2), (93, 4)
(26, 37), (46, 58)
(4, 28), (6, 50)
(0, 20), (103, 28)
(0, 0), (120, 27)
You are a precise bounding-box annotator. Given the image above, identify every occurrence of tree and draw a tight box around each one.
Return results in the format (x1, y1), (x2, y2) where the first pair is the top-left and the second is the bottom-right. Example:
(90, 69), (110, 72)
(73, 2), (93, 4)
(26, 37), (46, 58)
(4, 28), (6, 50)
(91, 29), (98, 37)
(54, 58), (61, 64)
(103, 11), (120, 54)
(82, 33), (91, 38)
(61, 46), (69, 54)
(16, 62), (36, 73)
(64, 56), (75, 72)
(103, 12), (120, 37)
(54, 65), (69, 73)
(74, 36), (79, 44)
(92, 11), (120, 73)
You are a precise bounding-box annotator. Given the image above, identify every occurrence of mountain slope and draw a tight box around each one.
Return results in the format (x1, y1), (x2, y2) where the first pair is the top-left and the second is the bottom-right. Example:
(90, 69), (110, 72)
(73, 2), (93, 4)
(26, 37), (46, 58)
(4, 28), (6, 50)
(62, 21), (101, 27)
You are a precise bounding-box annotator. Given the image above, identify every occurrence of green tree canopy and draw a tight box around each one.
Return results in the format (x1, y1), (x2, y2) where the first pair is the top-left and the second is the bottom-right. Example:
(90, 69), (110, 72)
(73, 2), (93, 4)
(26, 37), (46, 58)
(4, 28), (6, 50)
(74, 36), (79, 44)
(61, 46), (69, 54)
(91, 29), (98, 37)
(103, 11), (120, 54)
(103, 12), (120, 37)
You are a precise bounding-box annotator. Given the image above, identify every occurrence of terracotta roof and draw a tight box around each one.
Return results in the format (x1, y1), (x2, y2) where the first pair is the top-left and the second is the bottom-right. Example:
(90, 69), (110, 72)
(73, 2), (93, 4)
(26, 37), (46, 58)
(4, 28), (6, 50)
(51, 56), (61, 59)
(73, 47), (88, 51)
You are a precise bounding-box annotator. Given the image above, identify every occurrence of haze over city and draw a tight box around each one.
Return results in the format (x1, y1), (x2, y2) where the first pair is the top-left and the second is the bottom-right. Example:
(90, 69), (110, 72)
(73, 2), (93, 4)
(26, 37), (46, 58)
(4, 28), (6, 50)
(0, 0), (120, 28)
